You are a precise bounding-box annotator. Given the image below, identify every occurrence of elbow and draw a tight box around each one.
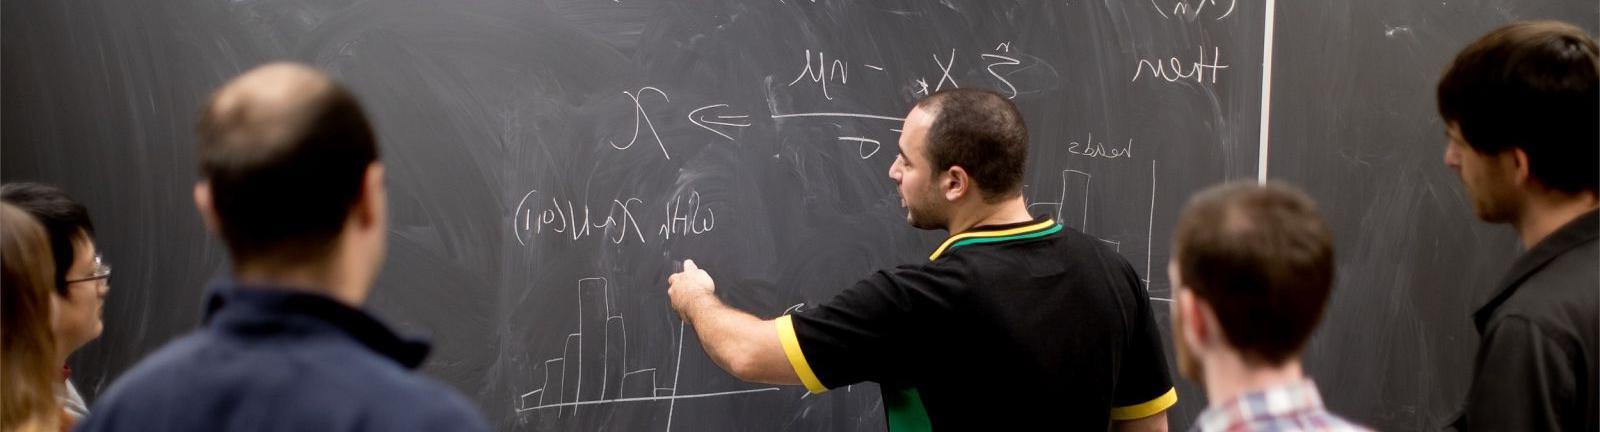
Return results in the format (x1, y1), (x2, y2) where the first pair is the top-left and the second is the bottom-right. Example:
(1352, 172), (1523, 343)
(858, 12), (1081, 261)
(725, 351), (764, 382)
(723, 344), (785, 384)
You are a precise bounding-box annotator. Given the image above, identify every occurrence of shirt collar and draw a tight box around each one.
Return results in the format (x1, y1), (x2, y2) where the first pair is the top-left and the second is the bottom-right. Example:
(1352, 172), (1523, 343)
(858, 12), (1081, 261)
(1194, 379), (1327, 432)
(928, 215), (1060, 261)
(204, 280), (433, 369)
(1473, 209), (1599, 332)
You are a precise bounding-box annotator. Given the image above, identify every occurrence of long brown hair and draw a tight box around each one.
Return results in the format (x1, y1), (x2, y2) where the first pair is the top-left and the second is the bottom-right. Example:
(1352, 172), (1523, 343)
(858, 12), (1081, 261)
(2, 202), (63, 431)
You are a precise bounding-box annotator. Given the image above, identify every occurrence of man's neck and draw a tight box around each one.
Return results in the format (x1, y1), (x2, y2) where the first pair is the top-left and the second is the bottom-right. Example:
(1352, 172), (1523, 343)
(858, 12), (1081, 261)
(1514, 193), (1599, 249)
(945, 196), (1033, 235)
(1201, 352), (1305, 408)
(234, 264), (363, 307)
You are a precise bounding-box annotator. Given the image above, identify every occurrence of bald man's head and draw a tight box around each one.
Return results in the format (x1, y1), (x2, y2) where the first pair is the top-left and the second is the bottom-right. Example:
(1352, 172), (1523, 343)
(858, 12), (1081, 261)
(197, 62), (379, 267)
(203, 63), (336, 153)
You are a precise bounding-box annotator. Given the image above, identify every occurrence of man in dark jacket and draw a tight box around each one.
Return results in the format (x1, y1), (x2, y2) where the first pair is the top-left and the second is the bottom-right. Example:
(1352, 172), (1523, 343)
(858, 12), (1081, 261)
(1436, 21), (1598, 431)
(78, 63), (489, 431)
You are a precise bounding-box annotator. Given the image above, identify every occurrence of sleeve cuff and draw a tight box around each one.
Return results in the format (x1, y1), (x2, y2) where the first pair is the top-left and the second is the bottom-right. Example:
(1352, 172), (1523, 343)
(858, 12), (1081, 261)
(775, 315), (829, 394)
(1110, 387), (1177, 420)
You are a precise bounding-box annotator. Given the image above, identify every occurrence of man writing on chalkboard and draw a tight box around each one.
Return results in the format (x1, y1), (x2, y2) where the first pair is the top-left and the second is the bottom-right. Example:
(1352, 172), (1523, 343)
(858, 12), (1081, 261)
(78, 63), (489, 431)
(1167, 182), (1370, 432)
(667, 88), (1176, 431)
(1435, 21), (1598, 431)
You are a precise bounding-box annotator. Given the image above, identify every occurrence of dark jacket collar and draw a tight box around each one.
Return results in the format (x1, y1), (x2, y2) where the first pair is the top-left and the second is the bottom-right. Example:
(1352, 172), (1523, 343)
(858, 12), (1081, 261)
(1473, 209), (1600, 332)
(204, 280), (432, 369)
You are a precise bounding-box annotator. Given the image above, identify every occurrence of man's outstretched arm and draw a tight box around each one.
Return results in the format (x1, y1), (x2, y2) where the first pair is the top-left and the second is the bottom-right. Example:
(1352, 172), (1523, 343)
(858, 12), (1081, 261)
(668, 260), (801, 385)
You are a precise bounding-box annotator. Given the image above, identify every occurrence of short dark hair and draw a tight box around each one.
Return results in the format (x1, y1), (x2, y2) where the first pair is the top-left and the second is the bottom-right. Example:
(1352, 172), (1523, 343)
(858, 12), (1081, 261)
(1, 183), (95, 295)
(1437, 20), (1599, 194)
(1174, 181), (1334, 366)
(197, 65), (379, 267)
(916, 88), (1029, 202)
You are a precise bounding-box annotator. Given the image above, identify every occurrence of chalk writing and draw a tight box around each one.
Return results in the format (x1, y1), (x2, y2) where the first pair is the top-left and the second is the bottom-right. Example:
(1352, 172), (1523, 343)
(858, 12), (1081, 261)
(1024, 162), (1162, 289)
(769, 111), (904, 122)
(1132, 46), (1229, 84)
(516, 278), (780, 430)
(1066, 133), (1134, 159)
(909, 45), (1032, 98)
(658, 191), (716, 240)
(788, 50), (849, 100)
(610, 87), (672, 159)
(932, 49), (959, 92)
(838, 137), (882, 159)
(512, 189), (715, 246)
(1027, 170), (1092, 231)
(1151, 0), (1237, 20)
(688, 104), (751, 141)
(982, 52), (1022, 99)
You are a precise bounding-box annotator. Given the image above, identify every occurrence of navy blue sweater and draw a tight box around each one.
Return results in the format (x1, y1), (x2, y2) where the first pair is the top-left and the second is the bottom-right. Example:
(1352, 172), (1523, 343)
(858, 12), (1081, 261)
(78, 282), (489, 431)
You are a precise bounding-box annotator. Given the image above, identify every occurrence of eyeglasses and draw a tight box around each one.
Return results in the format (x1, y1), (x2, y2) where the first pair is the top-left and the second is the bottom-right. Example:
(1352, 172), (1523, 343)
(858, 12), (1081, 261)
(64, 254), (111, 287)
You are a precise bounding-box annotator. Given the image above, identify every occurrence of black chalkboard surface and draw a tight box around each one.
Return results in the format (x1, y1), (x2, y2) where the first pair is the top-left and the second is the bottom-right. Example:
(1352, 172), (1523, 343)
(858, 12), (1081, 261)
(10, 0), (1581, 431)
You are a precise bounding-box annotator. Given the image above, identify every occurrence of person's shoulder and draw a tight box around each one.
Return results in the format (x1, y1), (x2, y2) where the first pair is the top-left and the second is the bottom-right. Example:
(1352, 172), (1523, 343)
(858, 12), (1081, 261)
(1522, 236), (1599, 298)
(341, 364), (488, 431)
(77, 331), (217, 430)
(405, 377), (487, 427)
(1047, 227), (1144, 296)
(283, 340), (486, 429)
(902, 227), (1143, 292)
(242, 339), (489, 430)
(1497, 239), (1598, 335)
(85, 329), (487, 431)
(1053, 226), (1137, 268)
(96, 330), (214, 395)
(882, 256), (974, 292)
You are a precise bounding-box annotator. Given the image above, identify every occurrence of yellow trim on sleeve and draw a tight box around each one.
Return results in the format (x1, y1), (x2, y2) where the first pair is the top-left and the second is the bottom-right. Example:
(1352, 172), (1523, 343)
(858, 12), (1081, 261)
(775, 315), (829, 394)
(928, 219), (1057, 261)
(1110, 387), (1177, 420)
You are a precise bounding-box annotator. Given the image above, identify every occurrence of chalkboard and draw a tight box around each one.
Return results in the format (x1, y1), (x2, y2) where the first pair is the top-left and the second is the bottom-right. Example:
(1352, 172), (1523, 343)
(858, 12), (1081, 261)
(5, 0), (1269, 430)
(1270, 1), (1598, 431)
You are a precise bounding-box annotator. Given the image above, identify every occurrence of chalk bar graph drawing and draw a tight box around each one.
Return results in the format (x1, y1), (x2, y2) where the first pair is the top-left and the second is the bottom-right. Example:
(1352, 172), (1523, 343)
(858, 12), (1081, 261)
(1026, 161), (1167, 295)
(515, 278), (779, 431)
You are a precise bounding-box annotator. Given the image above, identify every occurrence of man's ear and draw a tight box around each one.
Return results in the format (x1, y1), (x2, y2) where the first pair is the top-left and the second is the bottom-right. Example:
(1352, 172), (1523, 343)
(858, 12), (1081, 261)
(1508, 147), (1532, 188)
(1177, 290), (1210, 351)
(943, 166), (971, 202)
(356, 163), (386, 228)
(193, 181), (221, 234)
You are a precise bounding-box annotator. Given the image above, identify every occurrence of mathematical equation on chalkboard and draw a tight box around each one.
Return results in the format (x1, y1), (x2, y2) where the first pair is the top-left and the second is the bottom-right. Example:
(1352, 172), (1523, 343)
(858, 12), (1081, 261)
(509, 0), (1234, 251)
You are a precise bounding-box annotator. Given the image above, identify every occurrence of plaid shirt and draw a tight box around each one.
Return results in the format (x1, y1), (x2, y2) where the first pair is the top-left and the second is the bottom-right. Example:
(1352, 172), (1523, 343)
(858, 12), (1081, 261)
(1191, 380), (1370, 432)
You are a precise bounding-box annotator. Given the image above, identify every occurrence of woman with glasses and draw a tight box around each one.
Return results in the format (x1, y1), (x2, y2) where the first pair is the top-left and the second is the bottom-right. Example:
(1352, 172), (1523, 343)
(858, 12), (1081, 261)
(2, 183), (108, 421)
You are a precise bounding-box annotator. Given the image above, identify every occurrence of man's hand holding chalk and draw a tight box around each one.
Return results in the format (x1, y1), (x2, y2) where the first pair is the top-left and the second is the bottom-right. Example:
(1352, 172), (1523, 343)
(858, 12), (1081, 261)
(667, 259), (717, 320)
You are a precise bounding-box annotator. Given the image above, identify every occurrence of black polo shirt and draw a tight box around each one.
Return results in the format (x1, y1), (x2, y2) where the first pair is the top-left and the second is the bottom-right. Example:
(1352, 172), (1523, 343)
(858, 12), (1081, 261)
(1455, 209), (1598, 431)
(776, 217), (1176, 430)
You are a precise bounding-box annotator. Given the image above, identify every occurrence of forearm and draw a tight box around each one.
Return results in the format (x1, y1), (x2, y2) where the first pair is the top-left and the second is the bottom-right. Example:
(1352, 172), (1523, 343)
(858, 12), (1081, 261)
(678, 292), (799, 385)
